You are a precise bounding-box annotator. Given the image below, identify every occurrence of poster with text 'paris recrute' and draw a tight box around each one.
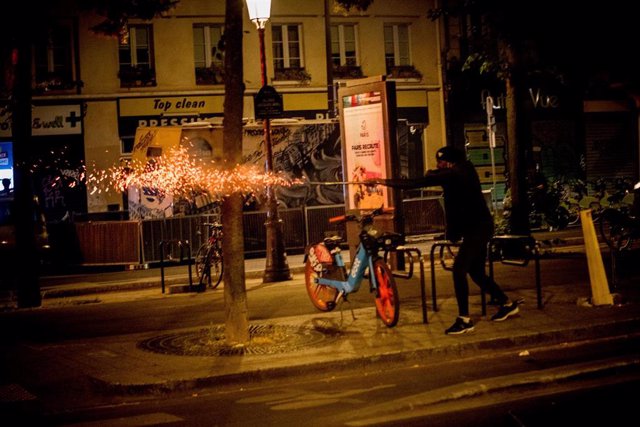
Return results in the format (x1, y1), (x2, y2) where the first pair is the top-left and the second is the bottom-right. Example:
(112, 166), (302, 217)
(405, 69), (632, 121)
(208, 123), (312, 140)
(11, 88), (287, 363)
(343, 91), (388, 210)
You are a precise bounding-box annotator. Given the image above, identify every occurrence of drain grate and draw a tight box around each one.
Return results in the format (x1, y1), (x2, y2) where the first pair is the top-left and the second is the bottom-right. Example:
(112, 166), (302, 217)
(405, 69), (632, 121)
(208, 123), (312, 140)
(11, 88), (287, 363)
(138, 323), (343, 356)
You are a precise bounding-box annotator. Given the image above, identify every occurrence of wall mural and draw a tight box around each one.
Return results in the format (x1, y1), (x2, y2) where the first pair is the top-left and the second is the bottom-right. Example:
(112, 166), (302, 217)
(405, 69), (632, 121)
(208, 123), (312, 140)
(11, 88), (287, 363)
(242, 122), (345, 209)
(32, 138), (87, 223)
(125, 121), (345, 219)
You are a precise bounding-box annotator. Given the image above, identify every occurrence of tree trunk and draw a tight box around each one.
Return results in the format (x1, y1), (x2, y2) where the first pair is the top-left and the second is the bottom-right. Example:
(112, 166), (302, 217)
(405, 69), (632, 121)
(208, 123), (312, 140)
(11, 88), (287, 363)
(222, 0), (249, 345)
(504, 43), (530, 235)
(12, 39), (42, 308)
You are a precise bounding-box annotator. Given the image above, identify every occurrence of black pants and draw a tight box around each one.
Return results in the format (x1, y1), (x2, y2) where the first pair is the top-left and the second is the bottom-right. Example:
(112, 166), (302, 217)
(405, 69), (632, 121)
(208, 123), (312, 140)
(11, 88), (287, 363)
(452, 225), (507, 317)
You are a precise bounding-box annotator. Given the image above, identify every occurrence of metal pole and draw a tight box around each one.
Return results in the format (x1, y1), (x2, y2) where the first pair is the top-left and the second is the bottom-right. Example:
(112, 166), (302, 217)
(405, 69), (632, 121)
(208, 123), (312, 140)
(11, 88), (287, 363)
(486, 96), (498, 213)
(258, 27), (291, 282)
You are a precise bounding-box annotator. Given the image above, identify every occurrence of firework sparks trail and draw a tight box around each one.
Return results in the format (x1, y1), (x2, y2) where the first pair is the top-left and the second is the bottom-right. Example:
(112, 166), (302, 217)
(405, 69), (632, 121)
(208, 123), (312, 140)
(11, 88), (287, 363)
(306, 181), (372, 185)
(84, 146), (302, 201)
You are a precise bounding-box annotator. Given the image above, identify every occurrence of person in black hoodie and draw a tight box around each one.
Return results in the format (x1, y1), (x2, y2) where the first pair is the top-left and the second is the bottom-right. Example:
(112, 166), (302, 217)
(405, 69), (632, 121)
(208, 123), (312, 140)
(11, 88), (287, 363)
(368, 146), (519, 334)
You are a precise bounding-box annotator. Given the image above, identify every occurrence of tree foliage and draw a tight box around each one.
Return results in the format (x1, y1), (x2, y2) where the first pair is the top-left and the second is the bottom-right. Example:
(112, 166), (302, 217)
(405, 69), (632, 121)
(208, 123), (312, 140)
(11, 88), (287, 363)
(81, 0), (180, 36)
(431, 0), (639, 97)
(333, 0), (373, 13)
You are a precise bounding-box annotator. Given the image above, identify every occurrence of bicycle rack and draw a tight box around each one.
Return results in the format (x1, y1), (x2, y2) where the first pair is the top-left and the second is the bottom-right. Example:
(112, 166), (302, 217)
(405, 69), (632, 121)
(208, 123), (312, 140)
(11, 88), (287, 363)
(159, 239), (194, 294)
(385, 246), (428, 324)
(488, 235), (542, 311)
(429, 240), (460, 313)
(609, 249), (620, 288)
(429, 236), (542, 317)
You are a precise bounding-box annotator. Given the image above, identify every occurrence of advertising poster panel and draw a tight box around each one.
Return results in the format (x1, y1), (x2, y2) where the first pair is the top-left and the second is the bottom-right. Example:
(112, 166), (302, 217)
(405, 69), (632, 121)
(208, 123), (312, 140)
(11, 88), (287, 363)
(338, 77), (398, 212)
(342, 92), (387, 210)
(0, 142), (13, 194)
(338, 77), (402, 261)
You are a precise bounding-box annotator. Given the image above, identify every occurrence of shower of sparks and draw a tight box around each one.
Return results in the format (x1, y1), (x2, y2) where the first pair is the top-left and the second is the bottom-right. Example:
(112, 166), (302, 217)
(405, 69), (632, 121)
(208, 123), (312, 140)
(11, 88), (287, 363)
(86, 145), (300, 200)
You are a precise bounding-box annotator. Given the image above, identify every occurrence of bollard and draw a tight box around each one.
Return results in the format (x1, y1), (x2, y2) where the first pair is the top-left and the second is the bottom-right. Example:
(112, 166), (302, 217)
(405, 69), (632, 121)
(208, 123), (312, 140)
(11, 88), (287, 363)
(580, 209), (613, 306)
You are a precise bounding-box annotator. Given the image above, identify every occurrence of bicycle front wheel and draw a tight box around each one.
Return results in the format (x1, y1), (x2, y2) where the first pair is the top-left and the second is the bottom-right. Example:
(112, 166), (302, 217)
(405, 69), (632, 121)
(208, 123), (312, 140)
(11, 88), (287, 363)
(195, 244), (212, 287)
(372, 259), (399, 327)
(304, 259), (341, 312)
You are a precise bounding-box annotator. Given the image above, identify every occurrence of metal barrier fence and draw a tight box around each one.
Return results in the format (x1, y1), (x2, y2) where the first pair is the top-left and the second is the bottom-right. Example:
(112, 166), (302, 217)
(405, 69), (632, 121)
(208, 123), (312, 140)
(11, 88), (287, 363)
(68, 196), (444, 265)
(305, 204), (348, 244)
(140, 214), (220, 263)
(143, 197), (443, 264)
(241, 209), (306, 256)
(402, 196), (445, 235)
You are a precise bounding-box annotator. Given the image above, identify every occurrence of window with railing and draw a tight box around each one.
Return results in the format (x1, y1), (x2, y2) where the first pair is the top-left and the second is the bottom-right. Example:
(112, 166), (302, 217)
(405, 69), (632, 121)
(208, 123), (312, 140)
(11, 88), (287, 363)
(118, 25), (156, 88)
(331, 23), (362, 79)
(193, 24), (224, 85)
(272, 23), (309, 83)
(33, 20), (79, 94)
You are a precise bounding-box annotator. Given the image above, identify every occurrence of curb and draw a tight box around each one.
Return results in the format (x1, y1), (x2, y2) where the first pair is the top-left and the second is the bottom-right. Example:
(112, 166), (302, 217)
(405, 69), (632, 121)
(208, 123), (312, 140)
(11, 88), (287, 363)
(345, 356), (640, 426)
(37, 265), (308, 299)
(89, 317), (640, 396)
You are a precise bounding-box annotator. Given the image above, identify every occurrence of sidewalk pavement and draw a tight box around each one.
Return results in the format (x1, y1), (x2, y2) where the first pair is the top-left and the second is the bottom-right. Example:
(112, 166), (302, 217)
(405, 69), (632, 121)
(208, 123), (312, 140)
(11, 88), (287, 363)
(30, 227), (589, 299)
(2, 228), (640, 419)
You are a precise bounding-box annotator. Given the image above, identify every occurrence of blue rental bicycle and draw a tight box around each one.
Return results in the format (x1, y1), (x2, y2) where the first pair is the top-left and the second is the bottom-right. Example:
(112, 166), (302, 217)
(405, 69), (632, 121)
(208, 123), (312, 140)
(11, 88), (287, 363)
(304, 206), (402, 327)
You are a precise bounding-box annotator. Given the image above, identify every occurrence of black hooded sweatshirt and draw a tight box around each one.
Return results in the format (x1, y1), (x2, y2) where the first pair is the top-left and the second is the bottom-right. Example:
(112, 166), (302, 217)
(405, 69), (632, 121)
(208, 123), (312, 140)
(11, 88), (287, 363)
(381, 160), (493, 241)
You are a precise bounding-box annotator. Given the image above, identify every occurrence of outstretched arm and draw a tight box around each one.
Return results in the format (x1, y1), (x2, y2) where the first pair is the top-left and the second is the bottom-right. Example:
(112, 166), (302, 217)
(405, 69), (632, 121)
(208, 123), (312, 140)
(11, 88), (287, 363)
(367, 169), (451, 190)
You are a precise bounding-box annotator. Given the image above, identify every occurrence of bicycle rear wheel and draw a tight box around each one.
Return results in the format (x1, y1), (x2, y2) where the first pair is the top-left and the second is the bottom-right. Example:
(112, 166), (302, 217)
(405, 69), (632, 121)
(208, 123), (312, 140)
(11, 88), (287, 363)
(195, 244), (212, 287)
(209, 250), (223, 289)
(372, 259), (399, 327)
(304, 259), (341, 312)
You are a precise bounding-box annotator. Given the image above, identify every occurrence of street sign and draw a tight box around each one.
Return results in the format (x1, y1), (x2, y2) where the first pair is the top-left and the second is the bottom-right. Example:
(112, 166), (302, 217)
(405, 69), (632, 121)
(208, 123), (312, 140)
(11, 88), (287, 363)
(254, 85), (283, 119)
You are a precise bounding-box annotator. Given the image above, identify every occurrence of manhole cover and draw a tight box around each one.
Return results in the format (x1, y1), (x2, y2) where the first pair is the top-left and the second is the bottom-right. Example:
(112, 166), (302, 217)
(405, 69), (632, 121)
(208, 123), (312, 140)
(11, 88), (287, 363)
(138, 323), (343, 356)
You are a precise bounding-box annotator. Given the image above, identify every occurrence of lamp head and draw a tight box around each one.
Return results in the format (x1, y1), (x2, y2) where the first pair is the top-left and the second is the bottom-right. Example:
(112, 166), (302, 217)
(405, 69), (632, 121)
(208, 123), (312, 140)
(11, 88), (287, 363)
(246, 0), (271, 29)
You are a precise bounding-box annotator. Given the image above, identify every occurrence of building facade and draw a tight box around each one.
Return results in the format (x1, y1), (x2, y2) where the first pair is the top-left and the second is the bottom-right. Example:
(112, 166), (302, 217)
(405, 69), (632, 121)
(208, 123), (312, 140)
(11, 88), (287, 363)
(1, 0), (446, 219)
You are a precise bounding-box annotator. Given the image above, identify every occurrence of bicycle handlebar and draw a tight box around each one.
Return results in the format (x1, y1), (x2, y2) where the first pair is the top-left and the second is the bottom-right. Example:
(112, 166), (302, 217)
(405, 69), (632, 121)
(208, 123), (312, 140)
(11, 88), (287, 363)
(203, 222), (223, 228)
(328, 206), (395, 224)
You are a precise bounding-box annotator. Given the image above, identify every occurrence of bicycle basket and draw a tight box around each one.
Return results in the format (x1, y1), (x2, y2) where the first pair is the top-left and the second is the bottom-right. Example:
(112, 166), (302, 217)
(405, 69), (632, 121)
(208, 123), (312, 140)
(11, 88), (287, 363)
(360, 231), (379, 252)
(361, 230), (404, 252)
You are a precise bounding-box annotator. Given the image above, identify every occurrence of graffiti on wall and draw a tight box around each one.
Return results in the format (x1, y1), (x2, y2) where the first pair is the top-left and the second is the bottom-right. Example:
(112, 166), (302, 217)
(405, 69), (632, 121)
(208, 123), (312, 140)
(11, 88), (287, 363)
(243, 122), (345, 208)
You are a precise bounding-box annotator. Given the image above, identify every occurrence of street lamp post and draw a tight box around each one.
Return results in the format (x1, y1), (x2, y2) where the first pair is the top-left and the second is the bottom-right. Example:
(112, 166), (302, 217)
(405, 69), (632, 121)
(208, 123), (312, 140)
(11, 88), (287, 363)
(246, 0), (291, 282)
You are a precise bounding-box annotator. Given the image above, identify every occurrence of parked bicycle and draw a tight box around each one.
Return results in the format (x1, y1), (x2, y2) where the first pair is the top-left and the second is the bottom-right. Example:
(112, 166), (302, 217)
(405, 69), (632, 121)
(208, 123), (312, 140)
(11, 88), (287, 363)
(304, 206), (402, 327)
(599, 181), (640, 251)
(195, 222), (223, 289)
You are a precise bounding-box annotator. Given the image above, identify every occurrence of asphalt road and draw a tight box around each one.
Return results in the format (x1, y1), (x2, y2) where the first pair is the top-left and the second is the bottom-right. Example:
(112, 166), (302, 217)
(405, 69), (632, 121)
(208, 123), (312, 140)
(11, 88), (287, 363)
(2, 242), (638, 426)
(41, 332), (640, 426)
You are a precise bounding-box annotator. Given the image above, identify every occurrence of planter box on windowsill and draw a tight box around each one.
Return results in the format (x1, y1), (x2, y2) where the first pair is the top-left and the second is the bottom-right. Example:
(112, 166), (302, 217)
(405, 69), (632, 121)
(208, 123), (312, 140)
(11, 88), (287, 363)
(387, 77), (422, 83)
(271, 80), (310, 87)
(33, 76), (82, 95)
(333, 65), (364, 80)
(195, 66), (224, 86)
(386, 65), (423, 83)
(118, 68), (157, 88)
(272, 68), (311, 86)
